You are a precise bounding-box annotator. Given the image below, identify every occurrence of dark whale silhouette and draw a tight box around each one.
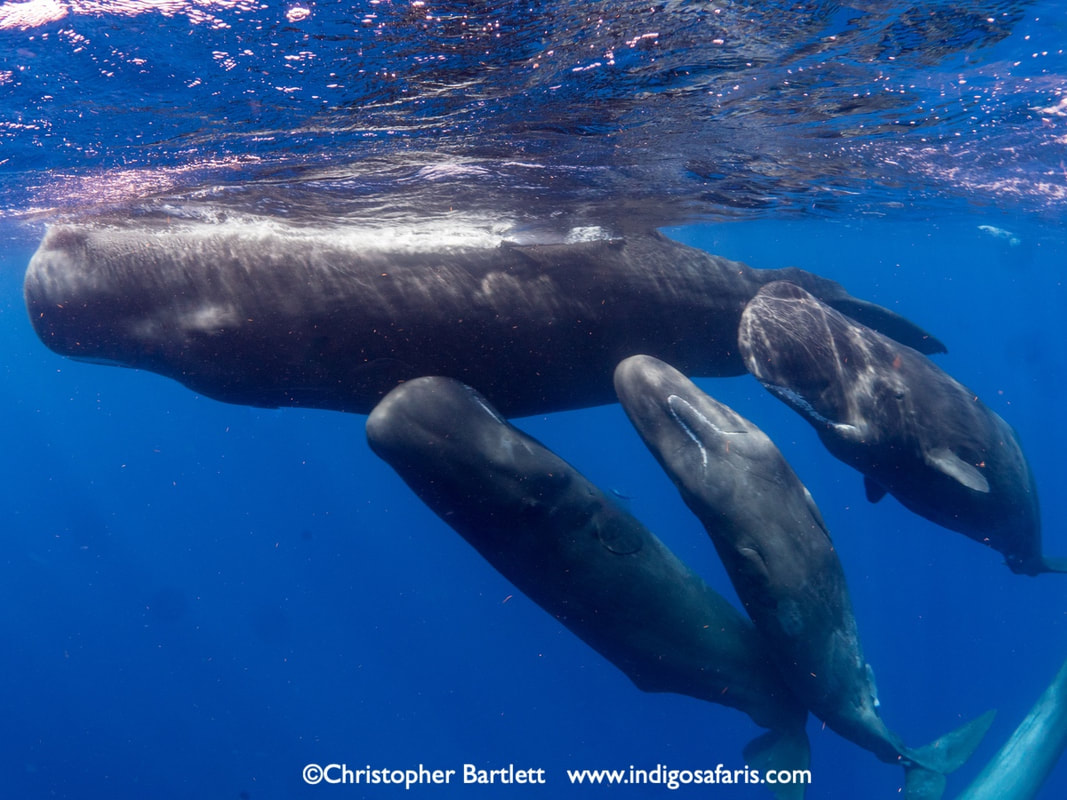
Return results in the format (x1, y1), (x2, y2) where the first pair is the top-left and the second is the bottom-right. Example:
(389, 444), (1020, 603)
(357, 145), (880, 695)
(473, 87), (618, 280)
(24, 220), (944, 417)
(613, 354), (994, 796)
(366, 375), (810, 798)
(738, 281), (1062, 577)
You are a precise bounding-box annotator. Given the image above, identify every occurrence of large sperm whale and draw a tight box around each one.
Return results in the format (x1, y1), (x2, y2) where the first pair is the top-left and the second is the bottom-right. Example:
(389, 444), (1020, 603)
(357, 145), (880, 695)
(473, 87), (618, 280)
(23, 219), (944, 417)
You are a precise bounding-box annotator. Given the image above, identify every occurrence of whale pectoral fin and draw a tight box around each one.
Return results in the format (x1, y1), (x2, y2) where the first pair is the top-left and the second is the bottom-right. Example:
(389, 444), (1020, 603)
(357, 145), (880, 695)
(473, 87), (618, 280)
(925, 448), (990, 493)
(864, 476), (888, 503)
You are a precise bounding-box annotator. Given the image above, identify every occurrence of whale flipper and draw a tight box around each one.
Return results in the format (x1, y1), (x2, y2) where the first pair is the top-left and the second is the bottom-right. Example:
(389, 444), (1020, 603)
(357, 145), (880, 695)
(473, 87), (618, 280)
(925, 448), (991, 494)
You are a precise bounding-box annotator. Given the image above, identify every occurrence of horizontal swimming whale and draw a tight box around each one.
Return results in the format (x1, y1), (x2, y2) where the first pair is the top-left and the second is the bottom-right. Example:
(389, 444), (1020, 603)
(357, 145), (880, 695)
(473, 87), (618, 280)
(24, 219), (945, 417)
(738, 281), (1062, 577)
(366, 375), (810, 798)
(613, 354), (994, 796)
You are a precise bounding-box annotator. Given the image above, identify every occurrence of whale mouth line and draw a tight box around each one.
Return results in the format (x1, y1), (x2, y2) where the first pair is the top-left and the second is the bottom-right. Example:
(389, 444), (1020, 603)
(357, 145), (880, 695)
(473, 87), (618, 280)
(762, 382), (864, 437)
(70, 355), (127, 368)
(665, 393), (749, 470)
(761, 382), (819, 417)
(666, 394), (710, 469)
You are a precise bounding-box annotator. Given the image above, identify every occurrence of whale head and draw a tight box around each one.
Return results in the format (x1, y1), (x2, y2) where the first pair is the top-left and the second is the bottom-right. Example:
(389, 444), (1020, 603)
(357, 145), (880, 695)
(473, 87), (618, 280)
(739, 282), (1050, 575)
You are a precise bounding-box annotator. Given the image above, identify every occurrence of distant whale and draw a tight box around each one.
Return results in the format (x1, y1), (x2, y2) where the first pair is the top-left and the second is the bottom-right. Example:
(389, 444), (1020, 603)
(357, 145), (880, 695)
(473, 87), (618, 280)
(613, 355), (994, 795)
(366, 375), (810, 798)
(738, 281), (1062, 577)
(956, 654), (1067, 800)
(24, 219), (944, 418)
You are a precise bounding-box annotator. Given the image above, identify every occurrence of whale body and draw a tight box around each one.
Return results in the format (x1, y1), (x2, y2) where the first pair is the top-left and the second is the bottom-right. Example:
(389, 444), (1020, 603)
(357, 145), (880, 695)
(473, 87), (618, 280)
(957, 655), (1067, 800)
(738, 281), (1059, 576)
(613, 354), (993, 795)
(24, 219), (944, 417)
(366, 375), (811, 797)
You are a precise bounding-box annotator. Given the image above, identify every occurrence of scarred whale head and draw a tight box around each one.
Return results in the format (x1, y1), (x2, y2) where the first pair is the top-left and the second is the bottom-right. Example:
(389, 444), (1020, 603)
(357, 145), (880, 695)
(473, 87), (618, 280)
(738, 280), (1057, 576)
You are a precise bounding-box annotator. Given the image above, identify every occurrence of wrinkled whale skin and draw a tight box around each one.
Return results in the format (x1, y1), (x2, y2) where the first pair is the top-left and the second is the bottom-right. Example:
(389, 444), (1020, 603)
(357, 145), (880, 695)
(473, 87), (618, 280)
(24, 221), (944, 418)
(739, 281), (1049, 576)
(366, 375), (811, 795)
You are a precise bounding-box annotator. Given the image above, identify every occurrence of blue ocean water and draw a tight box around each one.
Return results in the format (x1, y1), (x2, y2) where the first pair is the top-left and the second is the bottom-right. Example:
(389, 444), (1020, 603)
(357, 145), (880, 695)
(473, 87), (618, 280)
(2, 3), (1066, 799)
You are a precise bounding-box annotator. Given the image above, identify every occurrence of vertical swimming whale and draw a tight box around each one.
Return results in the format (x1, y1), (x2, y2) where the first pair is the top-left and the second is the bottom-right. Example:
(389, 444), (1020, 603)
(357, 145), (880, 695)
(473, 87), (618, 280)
(366, 375), (810, 798)
(614, 354), (993, 796)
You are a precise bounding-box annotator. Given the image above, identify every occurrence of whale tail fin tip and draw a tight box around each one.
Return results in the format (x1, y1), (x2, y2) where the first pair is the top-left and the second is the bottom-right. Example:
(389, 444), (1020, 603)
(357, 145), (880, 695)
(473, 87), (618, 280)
(1009, 555), (1067, 576)
(1039, 556), (1067, 574)
(904, 766), (947, 800)
(903, 710), (997, 800)
(743, 728), (811, 800)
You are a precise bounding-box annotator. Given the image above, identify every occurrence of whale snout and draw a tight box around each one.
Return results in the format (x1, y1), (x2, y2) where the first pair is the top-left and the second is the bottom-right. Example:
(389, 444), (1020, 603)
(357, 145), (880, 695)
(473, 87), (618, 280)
(739, 282), (843, 398)
(24, 226), (102, 358)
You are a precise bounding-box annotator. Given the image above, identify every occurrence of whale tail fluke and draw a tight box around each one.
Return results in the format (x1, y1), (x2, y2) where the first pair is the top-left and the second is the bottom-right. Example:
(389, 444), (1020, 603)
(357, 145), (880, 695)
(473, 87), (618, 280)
(743, 728), (811, 800)
(1038, 556), (1067, 574)
(903, 710), (997, 800)
(1009, 555), (1067, 576)
(904, 766), (946, 800)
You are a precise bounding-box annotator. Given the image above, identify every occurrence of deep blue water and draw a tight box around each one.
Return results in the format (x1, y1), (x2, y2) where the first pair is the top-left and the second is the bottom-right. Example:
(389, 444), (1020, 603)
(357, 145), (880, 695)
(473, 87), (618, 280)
(2, 3), (1067, 800)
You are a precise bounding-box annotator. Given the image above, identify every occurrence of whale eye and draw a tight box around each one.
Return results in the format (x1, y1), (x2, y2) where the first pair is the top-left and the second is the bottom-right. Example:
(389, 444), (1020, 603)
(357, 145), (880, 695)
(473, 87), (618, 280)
(593, 499), (643, 555)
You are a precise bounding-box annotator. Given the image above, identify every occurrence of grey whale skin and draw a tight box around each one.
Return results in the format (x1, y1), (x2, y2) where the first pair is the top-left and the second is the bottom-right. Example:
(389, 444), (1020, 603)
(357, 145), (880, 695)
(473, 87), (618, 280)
(24, 221), (944, 418)
(613, 355), (994, 797)
(957, 654), (1067, 800)
(365, 375), (810, 799)
(738, 281), (1062, 577)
